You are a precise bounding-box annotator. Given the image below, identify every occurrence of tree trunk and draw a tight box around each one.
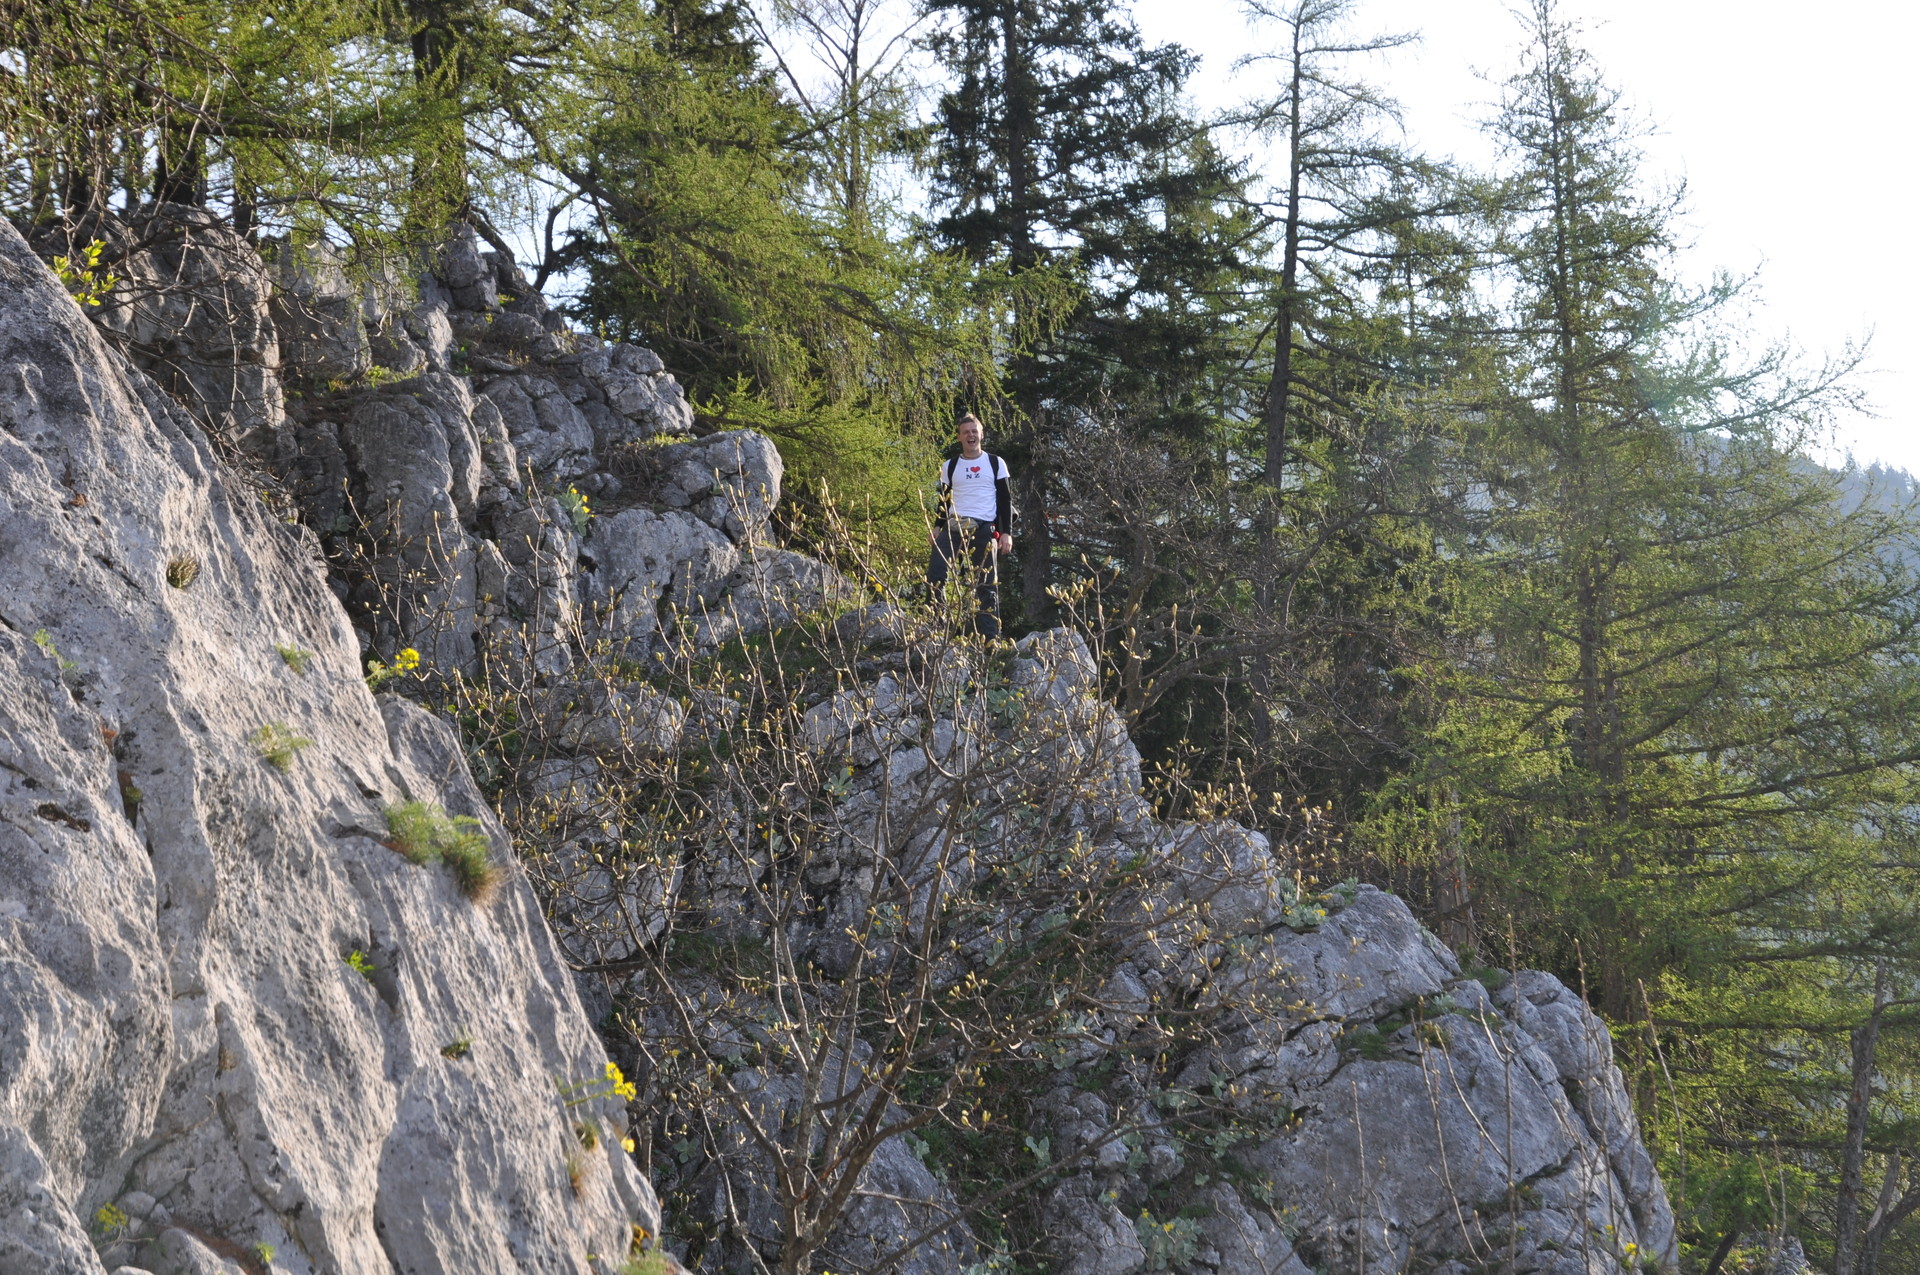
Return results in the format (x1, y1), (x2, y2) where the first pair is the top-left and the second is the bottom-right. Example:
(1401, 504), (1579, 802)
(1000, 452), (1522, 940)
(1001, 0), (1053, 626)
(1249, 22), (1306, 767)
(1833, 962), (1890, 1275)
(1433, 789), (1475, 952)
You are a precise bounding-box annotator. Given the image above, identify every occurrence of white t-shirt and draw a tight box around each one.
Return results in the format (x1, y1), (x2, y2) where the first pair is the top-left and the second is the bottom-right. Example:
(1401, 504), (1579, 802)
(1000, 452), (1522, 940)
(942, 452), (1010, 523)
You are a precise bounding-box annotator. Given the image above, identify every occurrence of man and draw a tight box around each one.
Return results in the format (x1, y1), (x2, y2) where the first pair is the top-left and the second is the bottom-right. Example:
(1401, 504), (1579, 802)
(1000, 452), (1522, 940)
(927, 413), (1014, 638)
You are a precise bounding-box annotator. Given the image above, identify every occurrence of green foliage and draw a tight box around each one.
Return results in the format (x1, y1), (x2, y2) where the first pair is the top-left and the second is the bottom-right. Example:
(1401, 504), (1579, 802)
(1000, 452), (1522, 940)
(276, 644), (315, 675)
(366, 647), (421, 690)
(700, 382), (932, 569)
(92, 1203), (129, 1240)
(51, 240), (115, 307)
(0, 0), (441, 252)
(31, 628), (77, 672)
(1134, 1208), (1202, 1272)
(344, 949), (376, 980)
(1345, 1026), (1392, 1061)
(617, 1250), (672, 1275)
(250, 722), (312, 771)
(559, 486), (593, 538)
(553, 0), (1053, 561)
(384, 800), (500, 902)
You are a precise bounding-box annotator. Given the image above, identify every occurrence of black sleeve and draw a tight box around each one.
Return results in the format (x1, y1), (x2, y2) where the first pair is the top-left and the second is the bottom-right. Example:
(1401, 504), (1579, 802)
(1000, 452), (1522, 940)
(934, 459), (952, 522)
(994, 457), (1013, 535)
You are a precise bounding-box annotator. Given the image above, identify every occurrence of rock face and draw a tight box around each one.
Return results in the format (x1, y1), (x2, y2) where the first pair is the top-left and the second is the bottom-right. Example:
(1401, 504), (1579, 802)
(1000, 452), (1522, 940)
(0, 223), (658, 1274)
(249, 226), (790, 677)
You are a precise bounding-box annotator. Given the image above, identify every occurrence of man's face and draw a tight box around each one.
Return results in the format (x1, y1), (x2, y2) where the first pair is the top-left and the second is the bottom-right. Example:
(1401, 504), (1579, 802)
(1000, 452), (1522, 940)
(957, 419), (983, 454)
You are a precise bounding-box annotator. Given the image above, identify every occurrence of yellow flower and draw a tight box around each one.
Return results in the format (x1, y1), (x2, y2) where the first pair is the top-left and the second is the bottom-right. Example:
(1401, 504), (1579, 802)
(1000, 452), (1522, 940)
(621, 1137), (637, 1153)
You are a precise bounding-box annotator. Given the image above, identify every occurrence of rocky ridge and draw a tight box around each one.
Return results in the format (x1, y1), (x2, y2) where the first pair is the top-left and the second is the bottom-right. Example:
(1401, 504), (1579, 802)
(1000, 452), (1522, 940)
(3, 208), (1679, 1275)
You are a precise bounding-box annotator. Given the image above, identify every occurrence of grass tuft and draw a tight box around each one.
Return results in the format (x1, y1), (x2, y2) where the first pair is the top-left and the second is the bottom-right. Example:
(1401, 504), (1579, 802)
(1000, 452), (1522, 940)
(251, 722), (312, 771)
(165, 556), (201, 589)
(384, 800), (502, 902)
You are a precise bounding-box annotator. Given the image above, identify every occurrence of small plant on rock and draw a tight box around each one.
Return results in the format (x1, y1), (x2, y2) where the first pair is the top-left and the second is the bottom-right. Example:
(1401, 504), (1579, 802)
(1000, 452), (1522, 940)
(559, 485), (592, 537)
(344, 949), (376, 979)
(384, 800), (501, 902)
(365, 647), (421, 690)
(1135, 1209), (1201, 1272)
(92, 1202), (130, 1241)
(165, 555), (201, 589)
(32, 629), (78, 672)
(276, 644), (314, 675)
(251, 722), (312, 771)
(53, 239), (117, 307)
(566, 1148), (588, 1196)
(558, 1060), (639, 1108)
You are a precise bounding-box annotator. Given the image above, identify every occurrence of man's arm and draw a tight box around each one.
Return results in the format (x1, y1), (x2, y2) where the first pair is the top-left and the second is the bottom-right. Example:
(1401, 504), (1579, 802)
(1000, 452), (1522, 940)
(994, 457), (1014, 539)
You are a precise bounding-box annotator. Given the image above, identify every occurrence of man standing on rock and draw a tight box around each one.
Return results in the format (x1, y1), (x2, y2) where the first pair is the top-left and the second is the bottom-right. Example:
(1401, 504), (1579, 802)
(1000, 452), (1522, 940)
(927, 413), (1014, 638)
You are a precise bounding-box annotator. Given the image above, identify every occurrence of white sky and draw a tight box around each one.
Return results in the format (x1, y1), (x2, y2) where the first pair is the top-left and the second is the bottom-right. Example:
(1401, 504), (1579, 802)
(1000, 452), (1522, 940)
(1131, 0), (1920, 471)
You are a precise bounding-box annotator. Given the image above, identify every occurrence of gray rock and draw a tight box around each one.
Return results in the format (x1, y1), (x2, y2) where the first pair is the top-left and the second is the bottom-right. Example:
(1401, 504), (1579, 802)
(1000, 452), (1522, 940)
(711, 547), (858, 637)
(1196, 1182), (1313, 1275)
(1043, 1177), (1146, 1275)
(437, 227), (497, 311)
(0, 219), (656, 1275)
(148, 1230), (246, 1275)
(406, 301), (455, 373)
(266, 237), (371, 384)
(477, 375), (597, 481)
(1264, 886), (1460, 1021)
(576, 344), (695, 442)
(332, 373), (486, 670)
(632, 430), (784, 543)
(368, 317), (429, 377)
(583, 508), (739, 648)
(833, 600), (909, 650)
(89, 205), (288, 455)
(547, 679), (688, 758)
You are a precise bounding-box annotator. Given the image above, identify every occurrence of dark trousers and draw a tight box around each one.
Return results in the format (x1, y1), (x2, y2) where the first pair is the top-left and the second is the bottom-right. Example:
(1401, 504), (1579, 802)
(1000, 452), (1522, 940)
(927, 520), (1001, 638)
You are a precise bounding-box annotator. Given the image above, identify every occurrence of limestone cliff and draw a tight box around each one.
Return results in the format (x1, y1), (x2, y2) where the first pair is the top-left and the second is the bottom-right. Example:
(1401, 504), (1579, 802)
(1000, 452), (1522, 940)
(0, 222), (657, 1274)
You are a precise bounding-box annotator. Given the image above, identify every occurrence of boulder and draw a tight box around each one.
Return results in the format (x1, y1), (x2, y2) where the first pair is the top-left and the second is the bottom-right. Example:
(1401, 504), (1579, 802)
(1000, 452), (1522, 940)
(631, 431), (784, 544)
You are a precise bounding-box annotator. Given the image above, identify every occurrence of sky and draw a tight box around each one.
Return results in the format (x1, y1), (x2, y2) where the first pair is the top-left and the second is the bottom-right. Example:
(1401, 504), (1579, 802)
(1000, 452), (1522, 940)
(1129, 0), (1920, 472)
